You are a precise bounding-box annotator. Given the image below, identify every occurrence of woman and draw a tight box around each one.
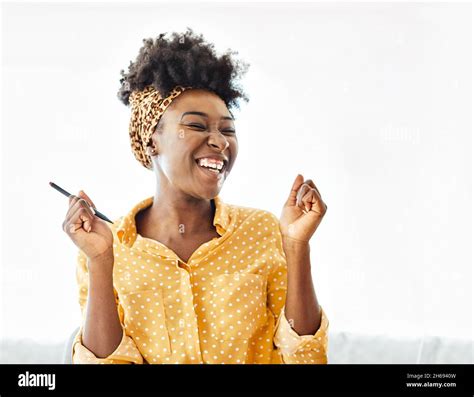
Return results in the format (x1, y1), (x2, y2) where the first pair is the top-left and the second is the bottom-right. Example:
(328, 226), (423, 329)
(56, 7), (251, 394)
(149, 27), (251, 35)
(64, 29), (329, 364)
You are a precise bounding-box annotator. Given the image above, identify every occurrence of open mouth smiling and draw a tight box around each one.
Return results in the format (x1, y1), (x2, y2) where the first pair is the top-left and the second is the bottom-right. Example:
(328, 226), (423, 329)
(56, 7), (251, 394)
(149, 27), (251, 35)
(195, 156), (228, 177)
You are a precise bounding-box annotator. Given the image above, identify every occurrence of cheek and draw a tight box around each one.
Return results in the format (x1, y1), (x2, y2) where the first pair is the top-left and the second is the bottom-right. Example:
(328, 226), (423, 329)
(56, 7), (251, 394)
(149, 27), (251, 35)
(162, 156), (190, 176)
(233, 141), (239, 157)
(158, 141), (194, 178)
(228, 141), (238, 169)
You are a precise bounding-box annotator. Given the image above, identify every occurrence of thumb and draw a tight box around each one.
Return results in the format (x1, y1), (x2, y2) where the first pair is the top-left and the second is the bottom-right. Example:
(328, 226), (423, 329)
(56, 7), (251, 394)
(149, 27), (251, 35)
(78, 190), (96, 209)
(285, 174), (304, 206)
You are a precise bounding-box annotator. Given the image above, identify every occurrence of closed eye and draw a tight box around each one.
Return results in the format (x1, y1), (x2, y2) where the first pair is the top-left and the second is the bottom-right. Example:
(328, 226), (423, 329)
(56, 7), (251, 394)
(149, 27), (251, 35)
(186, 123), (206, 130)
(184, 123), (236, 134)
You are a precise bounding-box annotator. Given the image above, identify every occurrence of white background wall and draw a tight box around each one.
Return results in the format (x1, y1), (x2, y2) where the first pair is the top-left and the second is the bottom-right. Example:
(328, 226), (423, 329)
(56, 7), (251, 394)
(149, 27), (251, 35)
(1, 2), (472, 345)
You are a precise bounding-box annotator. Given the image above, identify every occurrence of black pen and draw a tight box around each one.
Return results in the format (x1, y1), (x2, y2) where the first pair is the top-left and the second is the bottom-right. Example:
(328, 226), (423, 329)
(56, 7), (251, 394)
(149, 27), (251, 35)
(49, 181), (114, 224)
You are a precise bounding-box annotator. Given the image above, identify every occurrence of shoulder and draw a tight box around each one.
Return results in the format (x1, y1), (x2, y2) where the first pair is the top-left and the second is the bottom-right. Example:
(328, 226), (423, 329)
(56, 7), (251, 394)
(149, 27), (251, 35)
(226, 202), (280, 230)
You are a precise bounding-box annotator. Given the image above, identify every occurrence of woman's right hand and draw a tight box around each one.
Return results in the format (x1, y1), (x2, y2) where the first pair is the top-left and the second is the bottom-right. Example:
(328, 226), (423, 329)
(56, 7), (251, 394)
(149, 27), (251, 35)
(62, 190), (114, 264)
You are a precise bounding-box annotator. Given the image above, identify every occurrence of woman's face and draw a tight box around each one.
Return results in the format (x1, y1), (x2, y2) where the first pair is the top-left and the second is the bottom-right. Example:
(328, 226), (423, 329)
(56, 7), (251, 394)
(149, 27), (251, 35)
(148, 89), (238, 199)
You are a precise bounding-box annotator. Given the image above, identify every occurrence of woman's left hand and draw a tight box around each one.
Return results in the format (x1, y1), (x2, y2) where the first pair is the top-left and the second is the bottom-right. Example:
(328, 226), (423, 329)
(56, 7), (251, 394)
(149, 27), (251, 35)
(279, 174), (328, 243)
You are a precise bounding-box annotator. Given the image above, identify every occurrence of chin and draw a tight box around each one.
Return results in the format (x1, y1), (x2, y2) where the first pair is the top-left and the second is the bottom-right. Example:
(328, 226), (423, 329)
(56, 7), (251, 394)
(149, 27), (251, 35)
(191, 172), (227, 200)
(196, 187), (222, 200)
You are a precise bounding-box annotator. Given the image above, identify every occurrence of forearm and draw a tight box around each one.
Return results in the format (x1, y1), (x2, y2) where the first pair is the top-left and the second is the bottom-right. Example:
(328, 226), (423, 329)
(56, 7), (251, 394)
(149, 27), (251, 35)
(283, 237), (321, 335)
(82, 256), (123, 358)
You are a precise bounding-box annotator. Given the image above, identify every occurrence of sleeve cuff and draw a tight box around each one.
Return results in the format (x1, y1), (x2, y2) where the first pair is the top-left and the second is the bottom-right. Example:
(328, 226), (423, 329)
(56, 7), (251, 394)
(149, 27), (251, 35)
(273, 306), (329, 355)
(72, 327), (143, 364)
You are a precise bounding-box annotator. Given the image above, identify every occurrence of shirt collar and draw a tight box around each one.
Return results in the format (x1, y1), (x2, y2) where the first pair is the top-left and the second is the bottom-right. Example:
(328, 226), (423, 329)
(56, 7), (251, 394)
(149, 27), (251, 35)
(116, 195), (231, 247)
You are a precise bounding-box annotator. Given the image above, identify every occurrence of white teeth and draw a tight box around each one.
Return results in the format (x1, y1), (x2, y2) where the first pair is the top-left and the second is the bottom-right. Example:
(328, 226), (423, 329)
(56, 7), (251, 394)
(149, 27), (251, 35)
(198, 158), (224, 171)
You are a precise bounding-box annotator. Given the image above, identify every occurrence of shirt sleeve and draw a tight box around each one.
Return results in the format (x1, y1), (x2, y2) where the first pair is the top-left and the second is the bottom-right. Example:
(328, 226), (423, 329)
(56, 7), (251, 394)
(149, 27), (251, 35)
(273, 305), (329, 364)
(266, 213), (329, 364)
(72, 249), (144, 364)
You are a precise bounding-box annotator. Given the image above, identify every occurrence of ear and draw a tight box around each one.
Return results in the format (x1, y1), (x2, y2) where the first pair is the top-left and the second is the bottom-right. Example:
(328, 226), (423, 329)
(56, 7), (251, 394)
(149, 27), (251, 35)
(146, 137), (159, 156)
(146, 145), (156, 156)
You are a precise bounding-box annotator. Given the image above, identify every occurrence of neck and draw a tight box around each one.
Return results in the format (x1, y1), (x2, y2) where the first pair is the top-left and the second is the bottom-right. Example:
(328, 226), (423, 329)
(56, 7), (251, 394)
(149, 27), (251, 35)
(145, 184), (215, 236)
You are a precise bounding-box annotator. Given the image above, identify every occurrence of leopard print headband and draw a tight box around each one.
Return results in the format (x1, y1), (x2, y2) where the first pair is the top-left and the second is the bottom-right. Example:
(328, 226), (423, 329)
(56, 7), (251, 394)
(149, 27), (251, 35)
(128, 85), (192, 170)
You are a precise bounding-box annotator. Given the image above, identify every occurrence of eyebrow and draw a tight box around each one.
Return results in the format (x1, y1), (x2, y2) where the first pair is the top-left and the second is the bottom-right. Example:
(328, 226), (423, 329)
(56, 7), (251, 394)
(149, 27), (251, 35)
(180, 111), (235, 121)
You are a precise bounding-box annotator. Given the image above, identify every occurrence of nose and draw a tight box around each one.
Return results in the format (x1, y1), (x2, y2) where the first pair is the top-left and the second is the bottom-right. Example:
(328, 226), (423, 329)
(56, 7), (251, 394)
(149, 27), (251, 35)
(208, 128), (230, 151)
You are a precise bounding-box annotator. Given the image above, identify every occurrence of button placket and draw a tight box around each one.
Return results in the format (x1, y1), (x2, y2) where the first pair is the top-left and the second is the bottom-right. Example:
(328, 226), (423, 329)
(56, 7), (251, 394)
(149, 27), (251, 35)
(176, 263), (201, 360)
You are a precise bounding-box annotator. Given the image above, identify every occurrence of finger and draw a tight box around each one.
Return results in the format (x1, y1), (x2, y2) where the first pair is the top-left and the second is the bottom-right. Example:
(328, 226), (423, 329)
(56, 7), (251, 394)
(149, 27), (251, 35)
(286, 174), (305, 206)
(296, 185), (310, 211)
(68, 222), (82, 234)
(68, 194), (80, 206)
(296, 183), (310, 209)
(65, 198), (94, 223)
(79, 211), (93, 233)
(302, 189), (318, 212)
(300, 189), (313, 212)
(78, 190), (97, 209)
(304, 189), (327, 214)
(307, 183), (322, 202)
(70, 207), (94, 234)
(63, 204), (84, 234)
(65, 205), (87, 233)
(304, 179), (322, 197)
(65, 195), (81, 221)
(66, 201), (95, 233)
(78, 200), (96, 232)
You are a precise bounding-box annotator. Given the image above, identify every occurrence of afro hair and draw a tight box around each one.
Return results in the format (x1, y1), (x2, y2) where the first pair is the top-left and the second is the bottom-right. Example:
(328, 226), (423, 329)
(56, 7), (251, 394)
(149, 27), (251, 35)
(117, 28), (249, 110)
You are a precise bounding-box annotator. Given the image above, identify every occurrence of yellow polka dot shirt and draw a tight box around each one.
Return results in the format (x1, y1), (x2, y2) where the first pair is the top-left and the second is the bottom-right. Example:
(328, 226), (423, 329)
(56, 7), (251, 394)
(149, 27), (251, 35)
(72, 195), (329, 364)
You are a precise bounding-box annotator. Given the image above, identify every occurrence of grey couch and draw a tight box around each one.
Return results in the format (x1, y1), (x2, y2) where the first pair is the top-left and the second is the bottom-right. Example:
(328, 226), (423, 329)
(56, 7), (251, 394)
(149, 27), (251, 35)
(1, 329), (472, 364)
